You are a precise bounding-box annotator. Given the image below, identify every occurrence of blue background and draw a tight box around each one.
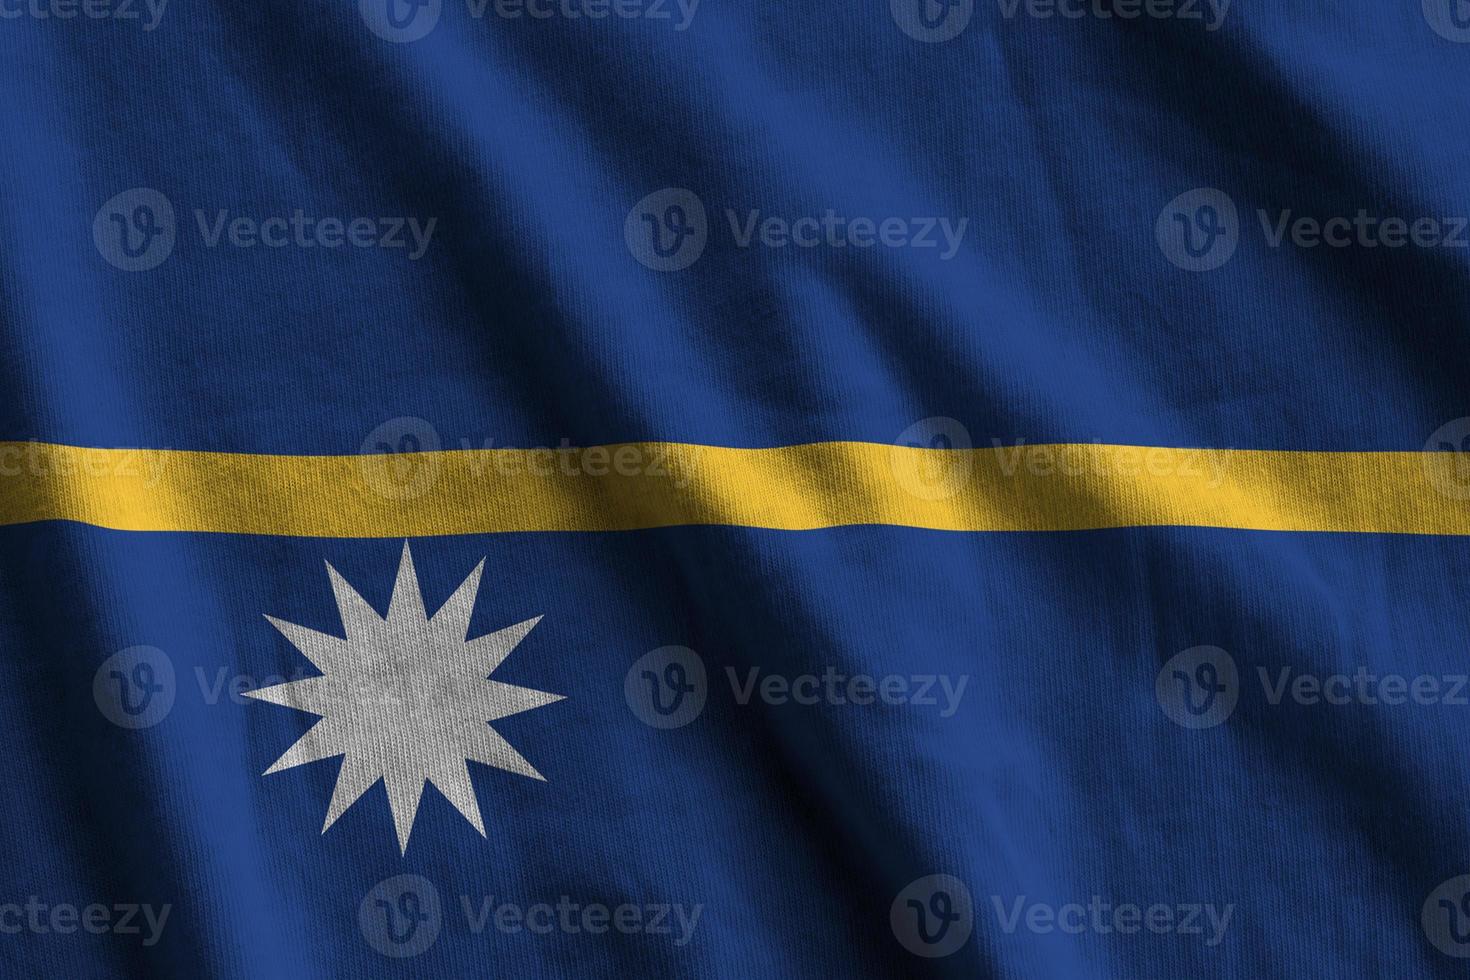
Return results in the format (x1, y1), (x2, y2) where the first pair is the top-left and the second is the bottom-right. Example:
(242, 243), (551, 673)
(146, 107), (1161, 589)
(3, 524), (1470, 975)
(2, 3), (1469, 455)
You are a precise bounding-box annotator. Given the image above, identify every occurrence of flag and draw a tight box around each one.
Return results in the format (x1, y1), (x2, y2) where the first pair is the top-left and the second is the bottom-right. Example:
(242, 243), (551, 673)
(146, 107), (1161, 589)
(3, 1), (1470, 977)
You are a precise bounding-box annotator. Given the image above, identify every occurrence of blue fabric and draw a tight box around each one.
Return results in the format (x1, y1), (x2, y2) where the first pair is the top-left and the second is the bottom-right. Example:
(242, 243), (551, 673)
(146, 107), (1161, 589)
(4, 2), (1470, 977)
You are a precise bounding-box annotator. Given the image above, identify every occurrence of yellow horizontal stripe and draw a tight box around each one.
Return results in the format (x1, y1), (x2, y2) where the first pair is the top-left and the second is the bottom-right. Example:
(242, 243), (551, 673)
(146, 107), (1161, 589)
(0, 440), (1467, 538)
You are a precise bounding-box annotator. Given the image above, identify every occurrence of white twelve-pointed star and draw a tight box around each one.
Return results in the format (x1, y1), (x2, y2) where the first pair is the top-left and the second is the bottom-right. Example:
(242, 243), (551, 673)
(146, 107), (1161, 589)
(244, 543), (564, 854)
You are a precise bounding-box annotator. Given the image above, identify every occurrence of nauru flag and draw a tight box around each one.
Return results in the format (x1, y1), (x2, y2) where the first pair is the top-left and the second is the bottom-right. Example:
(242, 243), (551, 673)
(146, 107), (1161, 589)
(6, 2), (1470, 978)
